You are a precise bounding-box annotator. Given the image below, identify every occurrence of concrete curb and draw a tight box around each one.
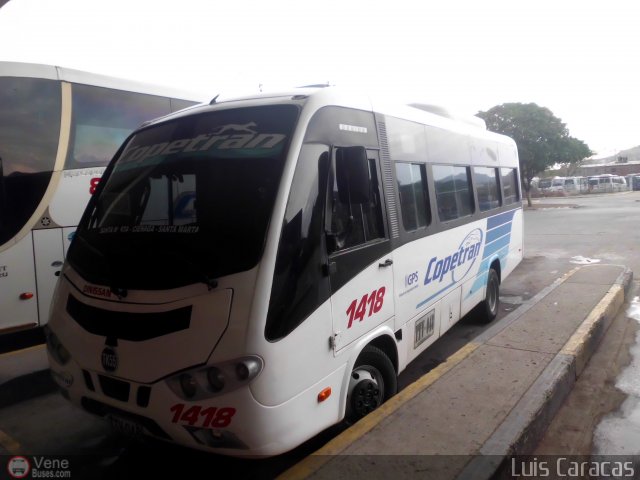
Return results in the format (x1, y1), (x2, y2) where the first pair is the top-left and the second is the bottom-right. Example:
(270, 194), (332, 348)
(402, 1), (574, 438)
(458, 266), (633, 480)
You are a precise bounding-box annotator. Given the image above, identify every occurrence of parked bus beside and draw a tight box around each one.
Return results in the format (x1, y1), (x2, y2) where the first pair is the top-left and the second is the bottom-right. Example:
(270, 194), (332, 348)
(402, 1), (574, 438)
(0, 62), (204, 337)
(45, 87), (524, 457)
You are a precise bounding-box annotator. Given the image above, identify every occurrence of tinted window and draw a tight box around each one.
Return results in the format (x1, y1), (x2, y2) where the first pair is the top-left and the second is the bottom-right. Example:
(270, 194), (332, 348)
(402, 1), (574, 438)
(501, 168), (520, 205)
(66, 84), (173, 169)
(328, 149), (384, 252)
(267, 144), (331, 340)
(474, 167), (501, 212)
(0, 76), (61, 244)
(433, 165), (474, 221)
(396, 162), (429, 231)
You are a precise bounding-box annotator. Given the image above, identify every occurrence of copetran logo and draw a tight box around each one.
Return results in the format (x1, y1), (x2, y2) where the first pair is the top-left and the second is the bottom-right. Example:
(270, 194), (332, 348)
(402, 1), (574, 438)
(121, 121), (286, 165)
(424, 229), (483, 285)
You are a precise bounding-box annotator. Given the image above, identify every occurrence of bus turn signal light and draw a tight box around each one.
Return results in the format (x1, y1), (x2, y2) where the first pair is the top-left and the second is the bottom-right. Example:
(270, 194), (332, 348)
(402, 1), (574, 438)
(20, 292), (34, 300)
(317, 387), (331, 403)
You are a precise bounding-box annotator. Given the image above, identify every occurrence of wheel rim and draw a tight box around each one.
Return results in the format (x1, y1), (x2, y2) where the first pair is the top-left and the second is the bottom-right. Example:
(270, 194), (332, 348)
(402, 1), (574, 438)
(347, 366), (384, 418)
(487, 276), (498, 314)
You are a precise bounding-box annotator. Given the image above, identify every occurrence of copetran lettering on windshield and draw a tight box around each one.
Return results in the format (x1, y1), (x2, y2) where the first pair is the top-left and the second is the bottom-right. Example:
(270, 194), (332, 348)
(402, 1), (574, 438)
(119, 122), (287, 166)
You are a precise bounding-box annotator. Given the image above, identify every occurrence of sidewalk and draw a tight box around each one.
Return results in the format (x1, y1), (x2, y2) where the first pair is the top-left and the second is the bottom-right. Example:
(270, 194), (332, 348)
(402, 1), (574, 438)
(280, 264), (633, 480)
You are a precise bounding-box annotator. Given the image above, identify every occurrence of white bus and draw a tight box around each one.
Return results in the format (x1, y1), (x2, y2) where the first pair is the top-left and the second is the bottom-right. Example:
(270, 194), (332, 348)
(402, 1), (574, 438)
(0, 62), (204, 338)
(563, 176), (588, 194)
(587, 174), (627, 193)
(45, 88), (523, 457)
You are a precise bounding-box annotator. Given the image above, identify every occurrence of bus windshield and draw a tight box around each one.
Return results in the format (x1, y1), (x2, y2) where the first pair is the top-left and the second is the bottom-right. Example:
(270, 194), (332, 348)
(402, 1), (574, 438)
(68, 105), (299, 290)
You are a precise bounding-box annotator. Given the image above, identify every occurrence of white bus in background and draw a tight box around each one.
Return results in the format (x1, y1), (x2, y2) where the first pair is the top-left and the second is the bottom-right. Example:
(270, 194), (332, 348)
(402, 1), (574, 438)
(587, 174), (628, 193)
(537, 177), (552, 192)
(629, 175), (640, 191)
(562, 176), (588, 194)
(46, 87), (523, 457)
(0, 62), (204, 338)
(548, 176), (566, 193)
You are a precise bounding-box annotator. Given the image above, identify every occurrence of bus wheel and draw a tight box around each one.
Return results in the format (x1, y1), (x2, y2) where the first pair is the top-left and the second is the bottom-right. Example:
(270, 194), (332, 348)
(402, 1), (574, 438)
(345, 345), (397, 424)
(480, 268), (500, 323)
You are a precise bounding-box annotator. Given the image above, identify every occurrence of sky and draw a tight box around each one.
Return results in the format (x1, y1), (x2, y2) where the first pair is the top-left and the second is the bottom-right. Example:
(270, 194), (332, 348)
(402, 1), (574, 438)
(0, 0), (638, 158)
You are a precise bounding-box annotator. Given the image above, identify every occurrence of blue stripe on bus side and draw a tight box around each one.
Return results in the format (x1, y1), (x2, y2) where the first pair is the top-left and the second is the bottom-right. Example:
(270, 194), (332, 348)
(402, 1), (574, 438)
(486, 223), (511, 244)
(463, 209), (517, 300)
(487, 209), (516, 230)
(483, 234), (511, 258)
(416, 281), (456, 309)
(466, 244), (510, 299)
(415, 208), (518, 308)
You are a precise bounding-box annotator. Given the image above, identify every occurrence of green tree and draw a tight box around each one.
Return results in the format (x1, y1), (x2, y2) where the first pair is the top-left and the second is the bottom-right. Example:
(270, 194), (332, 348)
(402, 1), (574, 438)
(477, 103), (592, 206)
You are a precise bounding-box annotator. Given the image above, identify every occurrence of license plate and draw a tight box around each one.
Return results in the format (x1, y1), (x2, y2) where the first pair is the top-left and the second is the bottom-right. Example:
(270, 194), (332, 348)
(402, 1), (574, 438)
(414, 309), (435, 349)
(108, 415), (143, 437)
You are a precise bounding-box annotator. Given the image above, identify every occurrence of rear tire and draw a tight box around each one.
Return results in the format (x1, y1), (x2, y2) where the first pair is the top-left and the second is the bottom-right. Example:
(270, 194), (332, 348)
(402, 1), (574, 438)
(344, 345), (397, 425)
(479, 268), (500, 324)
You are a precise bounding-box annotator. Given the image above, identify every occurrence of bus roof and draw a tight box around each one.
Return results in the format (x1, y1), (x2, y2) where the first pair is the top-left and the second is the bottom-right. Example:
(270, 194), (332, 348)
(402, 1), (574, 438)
(0, 61), (207, 102)
(147, 86), (513, 147)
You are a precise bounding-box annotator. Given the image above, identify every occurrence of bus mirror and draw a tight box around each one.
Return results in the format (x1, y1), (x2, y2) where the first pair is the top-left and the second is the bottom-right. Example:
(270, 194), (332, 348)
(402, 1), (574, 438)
(336, 146), (370, 204)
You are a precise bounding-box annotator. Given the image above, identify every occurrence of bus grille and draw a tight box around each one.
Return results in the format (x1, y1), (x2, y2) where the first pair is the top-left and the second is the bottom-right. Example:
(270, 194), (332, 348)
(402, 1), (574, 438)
(98, 375), (130, 402)
(66, 294), (191, 341)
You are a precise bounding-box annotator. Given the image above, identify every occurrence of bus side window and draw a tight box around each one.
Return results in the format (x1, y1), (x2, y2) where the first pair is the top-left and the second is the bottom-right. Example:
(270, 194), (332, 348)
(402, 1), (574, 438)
(328, 147), (384, 252)
(396, 162), (430, 231)
(433, 164), (474, 221)
(474, 166), (501, 212)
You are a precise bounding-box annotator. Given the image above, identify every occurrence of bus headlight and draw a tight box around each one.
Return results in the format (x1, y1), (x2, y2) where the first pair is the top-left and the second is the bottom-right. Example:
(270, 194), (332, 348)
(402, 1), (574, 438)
(44, 326), (71, 366)
(180, 374), (198, 399)
(206, 367), (225, 392)
(166, 355), (264, 401)
(235, 359), (261, 381)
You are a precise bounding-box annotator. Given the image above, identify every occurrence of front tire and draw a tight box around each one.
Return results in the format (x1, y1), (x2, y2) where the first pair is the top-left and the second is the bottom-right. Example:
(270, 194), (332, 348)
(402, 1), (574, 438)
(345, 345), (397, 424)
(479, 268), (500, 324)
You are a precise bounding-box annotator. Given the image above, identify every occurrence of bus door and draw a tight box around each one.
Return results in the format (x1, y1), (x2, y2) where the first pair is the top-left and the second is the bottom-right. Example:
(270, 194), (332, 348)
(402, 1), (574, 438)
(326, 148), (394, 352)
(33, 228), (64, 325)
